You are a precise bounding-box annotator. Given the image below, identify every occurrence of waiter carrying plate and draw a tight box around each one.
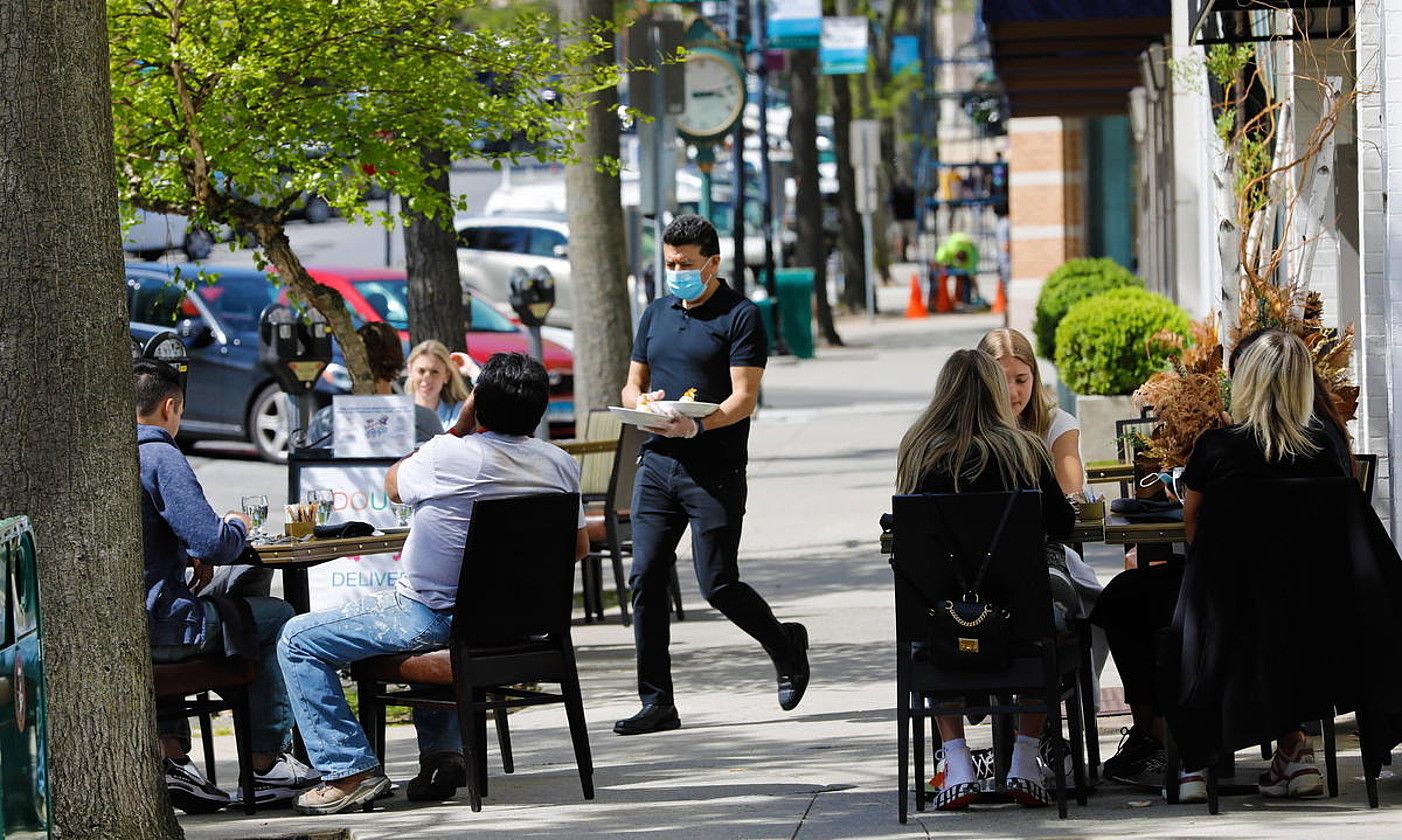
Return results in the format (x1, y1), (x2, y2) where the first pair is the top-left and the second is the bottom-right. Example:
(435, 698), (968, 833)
(611, 214), (811, 736)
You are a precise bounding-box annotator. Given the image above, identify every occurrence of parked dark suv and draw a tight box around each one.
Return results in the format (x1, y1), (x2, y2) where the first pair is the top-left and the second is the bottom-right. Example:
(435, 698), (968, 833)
(126, 262), (342, 461)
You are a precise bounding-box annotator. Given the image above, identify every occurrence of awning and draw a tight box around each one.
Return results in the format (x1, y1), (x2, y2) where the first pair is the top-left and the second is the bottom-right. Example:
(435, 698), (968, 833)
(981, 0), (1171, 118)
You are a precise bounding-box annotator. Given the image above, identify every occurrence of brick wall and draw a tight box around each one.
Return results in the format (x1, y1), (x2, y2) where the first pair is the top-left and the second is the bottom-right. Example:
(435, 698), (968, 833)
(1007, 117), (1084, 337)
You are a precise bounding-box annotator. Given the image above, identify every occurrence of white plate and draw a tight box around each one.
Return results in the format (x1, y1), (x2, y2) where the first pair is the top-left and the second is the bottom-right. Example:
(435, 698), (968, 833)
(380, 526), (411, 535)
(648, 400), (720, 418)
(608, 406), (674, 427)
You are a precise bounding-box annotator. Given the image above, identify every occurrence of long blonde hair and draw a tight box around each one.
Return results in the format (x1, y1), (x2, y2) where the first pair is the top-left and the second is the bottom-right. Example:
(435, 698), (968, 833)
(897, 349), (1051, 493)
(1231, 330), (1319, 462)
(406, 340), (471, 404)
(977, 328), (1054, 438)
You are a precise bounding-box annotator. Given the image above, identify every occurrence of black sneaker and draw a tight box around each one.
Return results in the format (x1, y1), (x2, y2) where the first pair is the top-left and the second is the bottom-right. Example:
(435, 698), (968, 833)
(164, 756), (231, 814)
(1102, 725), (1166, 788)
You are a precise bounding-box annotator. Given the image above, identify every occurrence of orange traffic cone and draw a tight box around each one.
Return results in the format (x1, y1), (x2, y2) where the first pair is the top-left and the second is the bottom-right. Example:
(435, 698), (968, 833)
(905, 273), (928, 318)
(933, 269), (953, 313)
(992, 278), (1007, 314)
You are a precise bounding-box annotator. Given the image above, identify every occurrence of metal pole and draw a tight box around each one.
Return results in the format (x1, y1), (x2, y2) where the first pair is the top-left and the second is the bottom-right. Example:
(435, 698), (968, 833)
(527, 325), (549, 440)
(753, 0), (785, 354)
(862, 211), (876, 321)
(698, 146), (714, 223)
(384, 192), (393, 267)
(730, 1), (749, 293)
(651, 17), (668, 303)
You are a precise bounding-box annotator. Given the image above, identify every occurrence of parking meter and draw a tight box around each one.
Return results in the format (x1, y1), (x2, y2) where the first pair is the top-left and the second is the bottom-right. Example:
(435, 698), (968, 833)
(508, 266), (555, 438)
(142, 330), (189, 392)
(258, 304), (332, 449)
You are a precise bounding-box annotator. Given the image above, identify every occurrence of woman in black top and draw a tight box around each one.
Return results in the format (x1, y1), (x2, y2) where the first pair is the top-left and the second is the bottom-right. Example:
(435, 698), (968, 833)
(896, 349), (1075, 810)
(1092, 330), (1348, 801)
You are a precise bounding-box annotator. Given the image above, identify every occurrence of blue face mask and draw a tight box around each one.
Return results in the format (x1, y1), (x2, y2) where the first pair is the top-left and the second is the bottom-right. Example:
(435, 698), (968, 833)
(666, 268), (707, 301)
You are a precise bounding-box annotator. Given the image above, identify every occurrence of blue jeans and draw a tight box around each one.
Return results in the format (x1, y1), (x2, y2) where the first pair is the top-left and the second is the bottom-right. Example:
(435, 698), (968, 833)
(277, 589), (460, 780)
(152, 595), (295, 756)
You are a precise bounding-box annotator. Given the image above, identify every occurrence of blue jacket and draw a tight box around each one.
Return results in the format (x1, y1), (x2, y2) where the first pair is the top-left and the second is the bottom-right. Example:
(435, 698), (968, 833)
(138, 424), (248, 647)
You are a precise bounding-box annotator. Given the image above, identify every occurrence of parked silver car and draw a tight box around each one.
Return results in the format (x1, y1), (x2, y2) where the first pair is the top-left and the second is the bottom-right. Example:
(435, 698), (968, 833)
(455, 215), (574, 327)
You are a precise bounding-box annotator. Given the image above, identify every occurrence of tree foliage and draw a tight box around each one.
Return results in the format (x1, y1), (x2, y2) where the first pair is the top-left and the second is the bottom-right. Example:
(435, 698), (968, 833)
(109, 0), (617, 391)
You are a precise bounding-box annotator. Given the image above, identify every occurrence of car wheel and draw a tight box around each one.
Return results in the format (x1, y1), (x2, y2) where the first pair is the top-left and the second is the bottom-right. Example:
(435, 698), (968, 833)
(302, 196), (331, 224)
(183, 228), (214, 261)
(248, 384), (290, 462)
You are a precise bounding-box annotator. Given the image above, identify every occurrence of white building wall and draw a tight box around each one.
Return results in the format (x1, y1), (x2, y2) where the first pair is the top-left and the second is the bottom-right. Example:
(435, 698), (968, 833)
(1169, 3), (1215, 317)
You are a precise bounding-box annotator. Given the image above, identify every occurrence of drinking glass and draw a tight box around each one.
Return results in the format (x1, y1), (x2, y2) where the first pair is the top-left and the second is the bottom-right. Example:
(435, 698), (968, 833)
(306, 489), (334, 525)
(390, 502), (413, 528)
(240, 494), (269, 537)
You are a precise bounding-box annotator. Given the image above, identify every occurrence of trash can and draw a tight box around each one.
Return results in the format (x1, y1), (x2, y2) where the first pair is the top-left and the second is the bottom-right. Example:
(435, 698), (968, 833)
(759, 269), (816, 359)
(0, 517), (49, 839)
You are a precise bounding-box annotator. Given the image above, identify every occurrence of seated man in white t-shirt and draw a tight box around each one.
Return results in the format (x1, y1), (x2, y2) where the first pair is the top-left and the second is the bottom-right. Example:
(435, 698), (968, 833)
(278, 352), (588, 816)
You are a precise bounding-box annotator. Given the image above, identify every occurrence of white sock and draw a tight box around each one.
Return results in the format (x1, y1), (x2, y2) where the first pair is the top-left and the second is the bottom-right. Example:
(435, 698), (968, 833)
(1009, 734), (1041, 782)
(940, 738), (977, 788)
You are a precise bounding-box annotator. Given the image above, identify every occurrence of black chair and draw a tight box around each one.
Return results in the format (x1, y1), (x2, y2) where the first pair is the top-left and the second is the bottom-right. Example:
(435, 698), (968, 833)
(153, 658), (258, 815)
(352, 493), (593, 812)
(891, 490), (1089, 823)
(1162, 477), (1402, 812)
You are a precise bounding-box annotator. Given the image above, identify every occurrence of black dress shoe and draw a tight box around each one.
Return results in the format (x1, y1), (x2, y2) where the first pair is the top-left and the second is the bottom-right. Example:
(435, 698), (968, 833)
(613, 703), (681, 736)
(777, 622), (810, 711)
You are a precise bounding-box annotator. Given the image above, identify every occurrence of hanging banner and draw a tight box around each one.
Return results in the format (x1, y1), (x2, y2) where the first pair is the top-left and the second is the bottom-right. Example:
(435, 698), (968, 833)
(820, 17), (869, 75)
(892, 34), (921, 76)
(768, 0), (822, 49)
(297, 461), (404, 611)
(332, 394), (415, 459)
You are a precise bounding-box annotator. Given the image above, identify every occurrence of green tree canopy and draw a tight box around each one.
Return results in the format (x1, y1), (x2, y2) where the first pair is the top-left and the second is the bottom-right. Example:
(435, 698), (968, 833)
(109, 0), (618, 392)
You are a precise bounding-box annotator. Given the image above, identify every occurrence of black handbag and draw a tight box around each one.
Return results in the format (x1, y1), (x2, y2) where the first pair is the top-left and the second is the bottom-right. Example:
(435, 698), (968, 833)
(894, 493), (1018, 671)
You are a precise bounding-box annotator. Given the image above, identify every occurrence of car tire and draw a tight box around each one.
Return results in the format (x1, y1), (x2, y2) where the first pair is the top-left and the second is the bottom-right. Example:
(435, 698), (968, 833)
(302, 196), (331, 224)
(183, 228), (214, 261)
(248, 383), (290, 463)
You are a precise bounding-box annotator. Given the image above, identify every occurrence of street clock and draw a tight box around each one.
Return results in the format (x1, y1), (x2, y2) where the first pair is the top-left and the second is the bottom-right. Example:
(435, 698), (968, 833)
(676, 48), (746, 142)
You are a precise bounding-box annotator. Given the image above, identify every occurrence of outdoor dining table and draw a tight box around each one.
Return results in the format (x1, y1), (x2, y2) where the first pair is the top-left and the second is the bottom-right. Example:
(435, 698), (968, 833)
(247, 531), (408, 614)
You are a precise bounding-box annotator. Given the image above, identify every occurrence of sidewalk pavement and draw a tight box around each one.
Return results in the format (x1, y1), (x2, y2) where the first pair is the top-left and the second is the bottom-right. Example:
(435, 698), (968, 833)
(180, 299), (1402, 839)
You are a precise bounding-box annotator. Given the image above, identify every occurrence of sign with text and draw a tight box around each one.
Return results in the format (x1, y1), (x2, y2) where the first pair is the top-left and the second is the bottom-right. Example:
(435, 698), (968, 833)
(768, 0), (821, 49)
(850, 119), (882, 213)
(297, 463), (403, 611)
(820, 17), (868, 75)
(332, 395), (414, 459)
(892, 34), (921, 76)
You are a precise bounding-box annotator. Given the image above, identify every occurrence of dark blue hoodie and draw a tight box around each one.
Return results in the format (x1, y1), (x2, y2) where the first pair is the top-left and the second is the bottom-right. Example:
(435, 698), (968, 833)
(137, 424), (249, 647)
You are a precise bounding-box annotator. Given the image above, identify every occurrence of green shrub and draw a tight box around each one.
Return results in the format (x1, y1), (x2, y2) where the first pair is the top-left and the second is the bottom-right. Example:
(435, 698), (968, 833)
(1054, 288), (1190, 396)
(1032, 258), (1142, 359)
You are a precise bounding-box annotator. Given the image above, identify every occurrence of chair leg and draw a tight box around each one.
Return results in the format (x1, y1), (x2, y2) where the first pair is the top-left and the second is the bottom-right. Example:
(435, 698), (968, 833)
(1066, 683), (1088, 806)
(897, 658), (910, 824)
(1046, 689), (1068, 819)
(1077, 625), (1100, 780)
(455, 682), (484, 812)
(197, 693), (217, 786)
(1206, 762), (1220, 815)
(492, 694), (515, 774)
(1163, 726), (1180, 805)
(1322, 715), (1339, 798)
(580, 558), (598, 623)
(1260, 741), (1272, 760)
(668, 564), (685, 621)
(913, 693), (926, 812)
(355, 680), (381, 762)
(609, 534), (631, 627)
(228, 688), (257, 816)
(1359, 710), (1382, 809)
(472, 689), (490, 799)
(560, 646), (595, 800)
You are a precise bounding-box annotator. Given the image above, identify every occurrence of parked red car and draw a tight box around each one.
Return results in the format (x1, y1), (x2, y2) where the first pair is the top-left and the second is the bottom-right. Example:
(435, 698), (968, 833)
(303, 266), (575, 436)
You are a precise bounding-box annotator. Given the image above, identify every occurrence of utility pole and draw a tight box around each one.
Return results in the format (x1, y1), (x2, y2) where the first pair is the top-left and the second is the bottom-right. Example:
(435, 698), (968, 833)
(753, 0), (786, 354)
(730, 0), (749, 293)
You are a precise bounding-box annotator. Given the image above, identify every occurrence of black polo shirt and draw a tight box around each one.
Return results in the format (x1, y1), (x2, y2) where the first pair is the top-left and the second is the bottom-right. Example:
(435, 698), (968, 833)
(630, 281), (767, 465)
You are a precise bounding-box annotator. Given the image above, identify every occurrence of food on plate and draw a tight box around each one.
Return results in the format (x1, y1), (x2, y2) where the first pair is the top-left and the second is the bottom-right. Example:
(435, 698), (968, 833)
(680, 388), (698, 402)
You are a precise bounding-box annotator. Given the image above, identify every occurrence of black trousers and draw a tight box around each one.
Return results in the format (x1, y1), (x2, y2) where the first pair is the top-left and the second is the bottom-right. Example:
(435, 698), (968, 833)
(628, 450), (791, 706)
(1089, 563), (1184, 712)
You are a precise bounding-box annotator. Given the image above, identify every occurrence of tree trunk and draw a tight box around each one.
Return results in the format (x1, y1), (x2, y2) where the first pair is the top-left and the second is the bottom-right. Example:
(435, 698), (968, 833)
(561, 0), (633, 414)
(788, 50), (843, 346)
(403, 146), (469, 353)
(828, 71), (868, 314)
(257, 228), (375, 395)
(0, 3), (184, 838)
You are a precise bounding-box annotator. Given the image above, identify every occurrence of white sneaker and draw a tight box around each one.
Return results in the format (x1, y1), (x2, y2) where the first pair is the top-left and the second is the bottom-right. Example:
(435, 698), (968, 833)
(1166, 768), (1208, 804)
(164, 756), (231, 814)
(1259, 747), (1324, 798)
(243, 752), (322, 804)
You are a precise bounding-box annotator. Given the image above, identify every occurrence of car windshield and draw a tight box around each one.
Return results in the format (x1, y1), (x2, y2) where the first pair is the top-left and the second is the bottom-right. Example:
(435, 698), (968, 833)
(195, 273), (278, 333)
(353, 278), (518, 334)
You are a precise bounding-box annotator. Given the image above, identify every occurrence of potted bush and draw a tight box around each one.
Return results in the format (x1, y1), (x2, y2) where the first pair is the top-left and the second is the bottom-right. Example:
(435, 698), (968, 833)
(1054, 287), (1190, 463)
(1032, 257), (1141, 360)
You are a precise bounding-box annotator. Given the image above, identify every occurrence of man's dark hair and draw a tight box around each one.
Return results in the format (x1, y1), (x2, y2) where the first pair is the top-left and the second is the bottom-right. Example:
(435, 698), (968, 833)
(662, 213), (720, 258)
(473, 352), (549, 436)
(359, 321), (405, 383)
(134, 359), (183, 417)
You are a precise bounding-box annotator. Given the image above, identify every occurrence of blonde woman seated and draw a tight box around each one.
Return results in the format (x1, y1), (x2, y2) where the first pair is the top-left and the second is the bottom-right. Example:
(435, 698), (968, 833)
(896, 349), (1077, 810)
(406, 340), (472, 431)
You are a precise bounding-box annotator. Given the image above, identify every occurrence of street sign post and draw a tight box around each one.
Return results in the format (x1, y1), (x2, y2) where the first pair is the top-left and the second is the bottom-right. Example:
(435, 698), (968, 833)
(851, 119), (882, 320)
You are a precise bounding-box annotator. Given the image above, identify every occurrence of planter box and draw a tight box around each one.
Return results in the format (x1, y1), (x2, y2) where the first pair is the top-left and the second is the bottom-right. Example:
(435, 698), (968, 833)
(1075, 394), (1136, 465)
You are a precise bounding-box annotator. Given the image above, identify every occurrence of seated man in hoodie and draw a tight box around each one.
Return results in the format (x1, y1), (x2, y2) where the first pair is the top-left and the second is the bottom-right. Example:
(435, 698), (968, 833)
(135, 359), (319, 812)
